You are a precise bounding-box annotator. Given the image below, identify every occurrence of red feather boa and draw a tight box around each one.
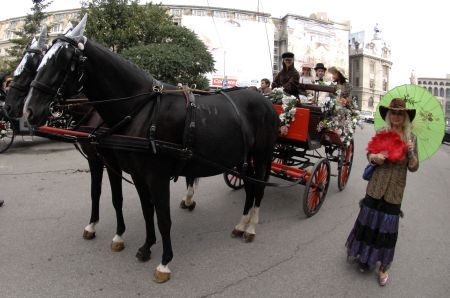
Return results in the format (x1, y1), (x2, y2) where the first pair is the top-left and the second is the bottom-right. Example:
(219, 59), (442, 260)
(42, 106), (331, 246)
(366, 130), (407, 162)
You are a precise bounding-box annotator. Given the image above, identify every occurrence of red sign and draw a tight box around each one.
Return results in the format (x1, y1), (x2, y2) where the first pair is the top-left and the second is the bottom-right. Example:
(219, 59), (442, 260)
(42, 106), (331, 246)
(212, 77), (237, 87)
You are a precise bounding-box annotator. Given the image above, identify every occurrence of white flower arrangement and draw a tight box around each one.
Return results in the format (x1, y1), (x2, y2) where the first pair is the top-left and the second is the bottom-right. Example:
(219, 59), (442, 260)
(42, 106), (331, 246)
(317, 92), (360, 146)
(269, 87), (298, 135)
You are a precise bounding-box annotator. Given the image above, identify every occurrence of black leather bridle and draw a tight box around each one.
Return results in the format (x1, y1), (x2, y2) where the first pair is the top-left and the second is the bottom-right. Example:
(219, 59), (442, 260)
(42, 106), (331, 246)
(30, 35), (87, 107)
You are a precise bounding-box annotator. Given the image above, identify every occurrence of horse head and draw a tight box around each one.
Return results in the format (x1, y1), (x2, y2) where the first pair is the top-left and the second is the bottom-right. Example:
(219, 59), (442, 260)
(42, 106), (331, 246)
(3, 26), (49, 119)
(24, 15), (87, 126)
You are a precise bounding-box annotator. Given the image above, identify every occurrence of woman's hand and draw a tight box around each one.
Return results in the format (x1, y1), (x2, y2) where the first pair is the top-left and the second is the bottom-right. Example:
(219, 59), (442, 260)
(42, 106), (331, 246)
(370, 153), (386, 165)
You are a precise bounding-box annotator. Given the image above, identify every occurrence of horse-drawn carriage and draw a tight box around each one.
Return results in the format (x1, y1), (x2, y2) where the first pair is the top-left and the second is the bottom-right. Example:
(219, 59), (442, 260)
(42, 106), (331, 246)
(224, 83), (354, 217)
(0, 100), (73, 153)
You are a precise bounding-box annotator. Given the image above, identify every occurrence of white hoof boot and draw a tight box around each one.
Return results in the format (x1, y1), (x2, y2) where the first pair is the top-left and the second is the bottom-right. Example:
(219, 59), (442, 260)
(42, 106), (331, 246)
(83, 223), (96, 240)
(153, 264), (171, 283)
(111, 234), (125, 252)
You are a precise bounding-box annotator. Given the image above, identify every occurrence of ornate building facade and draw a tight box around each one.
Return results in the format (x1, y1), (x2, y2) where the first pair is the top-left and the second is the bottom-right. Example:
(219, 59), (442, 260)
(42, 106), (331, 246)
(0, 5), (350, 88)
(349, 25), (392, 115)
(417, 75), (450, 119)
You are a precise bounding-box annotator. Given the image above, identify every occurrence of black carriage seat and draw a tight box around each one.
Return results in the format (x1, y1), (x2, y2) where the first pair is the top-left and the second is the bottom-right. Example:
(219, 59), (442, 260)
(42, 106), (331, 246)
(299, 103), (323, 150)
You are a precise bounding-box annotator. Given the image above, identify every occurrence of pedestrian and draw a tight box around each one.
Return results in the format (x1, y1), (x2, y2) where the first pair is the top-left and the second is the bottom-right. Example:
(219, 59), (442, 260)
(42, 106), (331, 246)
(271, 52), (300, 96)
(345, 98), (419, 286)
(4, 77), (12, 94)
(0, 74), (6, 207)
(259, 78), (272, 95)
(0, 73), (6, 102)
(328, 66), (353, 109)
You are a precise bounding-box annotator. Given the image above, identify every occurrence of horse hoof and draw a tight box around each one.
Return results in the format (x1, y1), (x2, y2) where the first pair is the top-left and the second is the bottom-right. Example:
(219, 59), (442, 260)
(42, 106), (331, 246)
(111, 241), (125, 252)
(136, 249), (151, 262)
(153, 270), (171, 283)
(180, 200), (196, 211)
(243, 232), (255, 242)
(83, 230), (96, 240)
(231, 229), (244, 238)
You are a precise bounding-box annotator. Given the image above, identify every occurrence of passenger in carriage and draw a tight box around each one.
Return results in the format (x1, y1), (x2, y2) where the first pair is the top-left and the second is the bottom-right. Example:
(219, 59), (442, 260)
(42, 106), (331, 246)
(259, 78), (272, 96)
(299, 63), (314, 84)
(271, 52), (300, 97)
(328, 66), (353, 109)
(314, 63), (327, 85)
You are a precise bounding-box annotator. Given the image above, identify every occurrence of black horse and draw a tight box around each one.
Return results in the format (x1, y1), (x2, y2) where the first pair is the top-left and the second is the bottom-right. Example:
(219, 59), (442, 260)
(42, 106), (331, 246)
(24, 16), (278, 283)
(5, 27), (199, 254)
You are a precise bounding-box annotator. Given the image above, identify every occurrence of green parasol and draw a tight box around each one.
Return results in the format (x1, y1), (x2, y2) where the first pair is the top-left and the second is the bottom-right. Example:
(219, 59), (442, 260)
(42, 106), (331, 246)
(374, 84), (445, 161)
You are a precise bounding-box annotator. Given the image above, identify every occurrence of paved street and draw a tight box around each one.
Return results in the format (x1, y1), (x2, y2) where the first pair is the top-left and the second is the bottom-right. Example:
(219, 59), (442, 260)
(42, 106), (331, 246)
(1, 126), (449, 297)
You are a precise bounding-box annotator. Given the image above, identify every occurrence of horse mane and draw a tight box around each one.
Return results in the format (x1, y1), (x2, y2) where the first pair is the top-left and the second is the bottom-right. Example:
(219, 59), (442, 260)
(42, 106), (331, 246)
(86, 39), (156, 85)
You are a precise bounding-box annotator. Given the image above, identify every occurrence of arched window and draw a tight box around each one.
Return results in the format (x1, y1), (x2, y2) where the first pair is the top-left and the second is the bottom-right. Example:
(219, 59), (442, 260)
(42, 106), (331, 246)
(428, 87), (432, 93)
(434, 81), (438, 85)
(446, 82), (450, 86)
(368, 96), (374, 107)
(440, 82), (444, 85)
(418, 81), (422, 84)
(434, 87), (438, 96)
(440, 87), (444, 97)
(446, 88), (450, 98)
(428, 81), (432, 85)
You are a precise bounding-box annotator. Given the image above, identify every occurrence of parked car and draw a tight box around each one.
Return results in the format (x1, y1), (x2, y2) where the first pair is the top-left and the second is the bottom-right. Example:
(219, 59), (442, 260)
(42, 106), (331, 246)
(443, 120), (450, 143)
(360, 110), (375, 123)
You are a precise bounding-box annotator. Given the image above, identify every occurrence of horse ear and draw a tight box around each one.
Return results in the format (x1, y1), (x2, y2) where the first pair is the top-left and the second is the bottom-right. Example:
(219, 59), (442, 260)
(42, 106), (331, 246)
(67, 14), (87, 43)
(62, 21), (73, 35)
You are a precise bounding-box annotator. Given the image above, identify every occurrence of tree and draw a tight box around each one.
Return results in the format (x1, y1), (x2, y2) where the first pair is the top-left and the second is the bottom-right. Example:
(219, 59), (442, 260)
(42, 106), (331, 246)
(122, 25), (214, 89)
(3, 0), (52, 74)
(82, 0), (214, 89)
(82, 0), (173, 53)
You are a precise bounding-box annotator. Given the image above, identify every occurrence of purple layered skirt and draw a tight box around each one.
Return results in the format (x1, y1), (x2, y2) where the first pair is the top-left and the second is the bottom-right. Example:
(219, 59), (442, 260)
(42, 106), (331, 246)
(346, 195), (401, 270)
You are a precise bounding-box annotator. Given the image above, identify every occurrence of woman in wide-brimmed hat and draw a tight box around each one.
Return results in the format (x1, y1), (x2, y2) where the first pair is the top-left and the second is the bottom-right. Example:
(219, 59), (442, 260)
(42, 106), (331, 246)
(345, 98), (419, 286)
(328, 66), (353, 108)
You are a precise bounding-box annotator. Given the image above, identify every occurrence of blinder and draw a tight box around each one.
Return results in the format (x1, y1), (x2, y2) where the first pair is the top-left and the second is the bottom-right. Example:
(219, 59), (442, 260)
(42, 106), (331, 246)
(31, 35), (87, 108)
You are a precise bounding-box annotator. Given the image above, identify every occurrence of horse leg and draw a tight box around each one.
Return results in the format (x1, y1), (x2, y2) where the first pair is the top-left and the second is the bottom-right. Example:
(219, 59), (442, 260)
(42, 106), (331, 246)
(131, 174), (156, 263)
(243, 155), (272, 242)
(231, 162), (255, 239)
(83, 156), (104, 240)
(180, 176), (197, 211)
(104, 154), (126, 252)
(152, 174), (173, 283)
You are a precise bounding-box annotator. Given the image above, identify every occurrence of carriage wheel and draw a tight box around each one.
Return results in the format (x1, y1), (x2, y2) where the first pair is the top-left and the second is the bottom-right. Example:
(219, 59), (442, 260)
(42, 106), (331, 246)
(223, 172), (244, 190)
(302, 158), (330, 217)
(0, 117), (15, 153)
(337, 139), (354, 191)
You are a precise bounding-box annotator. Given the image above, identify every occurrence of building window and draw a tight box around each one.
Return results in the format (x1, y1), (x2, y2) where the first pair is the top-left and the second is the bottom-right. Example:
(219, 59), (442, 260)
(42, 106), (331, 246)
(354, 77), (359, 87)
(54, 14), (64, 22)
(369, 79), (375, 89)
(171, 9), (182, 17)
(192, 9), (207, 17)
(428, 81), (432, 85)
(50, 23), (62, 33)
(383, 80), (388, 91)
(236, 13), (252, 20)
(440, 88), (445, 97)
(440, 82), (444, 85)
(353, 60), (360, 74)
(257, 16), (268, 23)
(418, 81), (421, 84)
(446, 88), (450, 98)
(213, 11), (228, 18)
(368, 96), (374, 108)
(434, 87), (438, 96)
(428, 87), (432, 93)
(446, 82), (450, 86)
(370, 62), (375, 74)
(434, 81), (438, 85)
